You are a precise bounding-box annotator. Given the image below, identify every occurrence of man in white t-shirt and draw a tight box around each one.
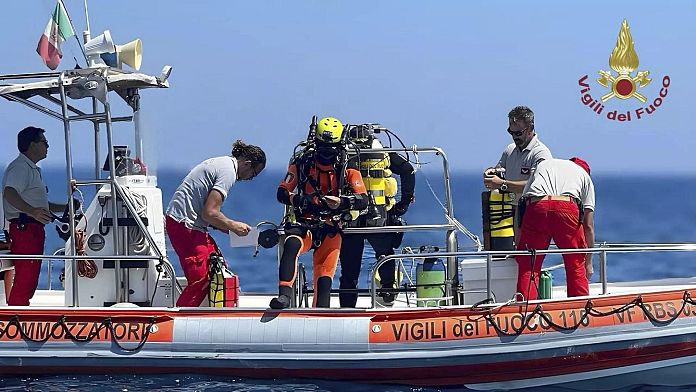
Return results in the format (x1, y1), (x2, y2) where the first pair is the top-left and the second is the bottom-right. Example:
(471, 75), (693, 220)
(515, 157), (595, 301)
(3, 126), (69, 306)
(165, 140), (266, 307)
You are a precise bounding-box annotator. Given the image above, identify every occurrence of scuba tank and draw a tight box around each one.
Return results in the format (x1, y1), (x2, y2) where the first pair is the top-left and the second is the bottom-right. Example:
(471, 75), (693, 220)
(346, 125), (397, 228)
(482, 168), (516, 251)
(416, 246), (446, 307)
(539, 269), (553, 299)
(208, 253), (239, 307)
(357, 138), (390, 227)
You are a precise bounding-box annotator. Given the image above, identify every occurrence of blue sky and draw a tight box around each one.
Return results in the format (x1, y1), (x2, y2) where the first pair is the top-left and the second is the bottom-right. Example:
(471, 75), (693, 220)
(1, 0), (694, 174)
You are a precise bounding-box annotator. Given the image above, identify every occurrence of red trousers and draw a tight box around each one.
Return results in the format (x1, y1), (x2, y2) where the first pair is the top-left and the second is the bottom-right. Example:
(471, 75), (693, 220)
(515, 198), (588, 300)
(166, 216), (218, 307)
(8, 222), (45, 306)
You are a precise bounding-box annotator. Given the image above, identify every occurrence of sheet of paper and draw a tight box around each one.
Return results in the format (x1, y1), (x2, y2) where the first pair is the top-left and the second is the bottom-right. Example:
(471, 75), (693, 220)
(229, 227), (260, 248)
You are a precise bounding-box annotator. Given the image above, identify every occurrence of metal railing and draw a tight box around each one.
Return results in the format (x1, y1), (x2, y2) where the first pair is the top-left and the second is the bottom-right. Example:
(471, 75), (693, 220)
(0, 70), (176, 307)
(0, 253), (176, 307)
(279, 146), (463, 306)
(369, 243), (696, 308)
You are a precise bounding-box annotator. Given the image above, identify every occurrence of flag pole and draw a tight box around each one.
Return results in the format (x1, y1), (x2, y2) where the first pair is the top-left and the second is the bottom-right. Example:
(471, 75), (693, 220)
(59, 0), (87, 64)
(84, 0), (90, 34)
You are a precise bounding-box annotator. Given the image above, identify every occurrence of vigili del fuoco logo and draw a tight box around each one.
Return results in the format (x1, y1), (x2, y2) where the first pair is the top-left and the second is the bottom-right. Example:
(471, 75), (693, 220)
(578, 19), (670, 121)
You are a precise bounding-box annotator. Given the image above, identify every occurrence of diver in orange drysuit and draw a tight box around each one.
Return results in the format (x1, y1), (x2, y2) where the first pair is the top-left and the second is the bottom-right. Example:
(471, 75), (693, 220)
(270, 117), (367, 309)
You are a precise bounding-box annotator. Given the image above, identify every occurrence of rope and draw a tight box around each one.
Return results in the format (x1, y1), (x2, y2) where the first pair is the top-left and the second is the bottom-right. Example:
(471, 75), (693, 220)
(420, 166), (483, 249)
(480, 290), (696, 337)
(74, 229), (97, 279)
(120, 187), (150, 255)
(0, 314), (161, 352)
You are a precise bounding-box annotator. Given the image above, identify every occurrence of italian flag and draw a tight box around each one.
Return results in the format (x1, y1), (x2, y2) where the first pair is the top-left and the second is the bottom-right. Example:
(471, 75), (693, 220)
(36, 1), (75, 70)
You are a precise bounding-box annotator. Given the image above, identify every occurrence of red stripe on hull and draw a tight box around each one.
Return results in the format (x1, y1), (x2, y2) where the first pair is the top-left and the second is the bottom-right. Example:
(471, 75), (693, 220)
(2, 338), (696, 386)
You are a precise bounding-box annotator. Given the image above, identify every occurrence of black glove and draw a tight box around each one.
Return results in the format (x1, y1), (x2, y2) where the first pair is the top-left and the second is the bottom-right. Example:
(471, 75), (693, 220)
(391, 200), (410, 217)
(292, 195), (320, 213)
(292, 194), (315, 211)
(338, 195), (354, 210)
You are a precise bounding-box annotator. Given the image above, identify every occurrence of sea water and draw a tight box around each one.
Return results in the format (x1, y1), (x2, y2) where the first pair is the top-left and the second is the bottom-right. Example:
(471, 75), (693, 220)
(2, 169), (695, 391)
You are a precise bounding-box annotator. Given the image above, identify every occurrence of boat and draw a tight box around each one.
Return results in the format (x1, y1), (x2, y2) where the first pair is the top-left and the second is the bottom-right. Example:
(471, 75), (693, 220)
(2, 13), (696, 392)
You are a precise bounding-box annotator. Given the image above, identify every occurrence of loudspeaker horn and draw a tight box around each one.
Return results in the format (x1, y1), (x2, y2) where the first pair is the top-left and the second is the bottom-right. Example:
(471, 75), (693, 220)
(84, 30), (115, 54)
(85, 30), (116, 67)
(116, 38), (142, 71)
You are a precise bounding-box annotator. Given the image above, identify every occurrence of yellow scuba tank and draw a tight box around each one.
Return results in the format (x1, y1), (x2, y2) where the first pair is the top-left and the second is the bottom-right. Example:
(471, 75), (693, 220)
(481, 189), (516, 251)
(349, 138), (394, 227)
(208, 254), (239, 307)
(360, 151), (389, 205)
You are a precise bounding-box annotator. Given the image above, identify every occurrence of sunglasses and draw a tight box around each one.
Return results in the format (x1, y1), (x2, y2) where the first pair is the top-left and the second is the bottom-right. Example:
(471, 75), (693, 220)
(507, 127), (529, 137)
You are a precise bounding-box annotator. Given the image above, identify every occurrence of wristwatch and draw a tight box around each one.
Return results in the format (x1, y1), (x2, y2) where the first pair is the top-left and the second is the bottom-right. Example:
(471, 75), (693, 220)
(500, 180), (508, 192)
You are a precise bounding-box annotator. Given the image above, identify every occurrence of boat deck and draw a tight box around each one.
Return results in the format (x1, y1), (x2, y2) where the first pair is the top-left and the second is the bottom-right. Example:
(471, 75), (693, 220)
(5, 276), (695, 310)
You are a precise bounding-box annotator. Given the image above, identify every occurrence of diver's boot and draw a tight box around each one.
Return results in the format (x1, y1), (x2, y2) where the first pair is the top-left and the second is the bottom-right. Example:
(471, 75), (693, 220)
(377, 284), (396, 307)
(269, 295), (290, 309)
(270, 286), (293, 310)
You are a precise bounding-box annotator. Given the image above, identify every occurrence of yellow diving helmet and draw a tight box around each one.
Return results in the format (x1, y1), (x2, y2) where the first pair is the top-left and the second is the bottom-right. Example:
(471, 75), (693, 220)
(316, 117), (343, 143)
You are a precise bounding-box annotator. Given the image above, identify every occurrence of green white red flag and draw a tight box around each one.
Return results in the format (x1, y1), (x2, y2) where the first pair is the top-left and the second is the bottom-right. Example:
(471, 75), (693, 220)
(36, 1), (75, 70)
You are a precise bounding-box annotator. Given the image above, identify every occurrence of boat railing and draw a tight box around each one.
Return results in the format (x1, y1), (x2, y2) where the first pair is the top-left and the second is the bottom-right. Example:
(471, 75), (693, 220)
(369, 243), (696, 308)
(0, 252), (176, 307)
(0, 69), (175, 306)
(285, 145), (466, 307)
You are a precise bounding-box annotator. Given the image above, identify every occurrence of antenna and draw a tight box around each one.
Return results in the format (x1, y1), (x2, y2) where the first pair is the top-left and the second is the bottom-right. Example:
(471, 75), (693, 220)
(82, 0), (91, 45)
(84, 0), (90, 33)
(307, 115), (318, 143)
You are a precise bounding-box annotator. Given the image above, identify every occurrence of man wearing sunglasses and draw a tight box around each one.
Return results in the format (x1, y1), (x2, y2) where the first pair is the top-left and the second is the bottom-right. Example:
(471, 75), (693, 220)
(483, 106), (552, 196)
(2, 126), (71, 306)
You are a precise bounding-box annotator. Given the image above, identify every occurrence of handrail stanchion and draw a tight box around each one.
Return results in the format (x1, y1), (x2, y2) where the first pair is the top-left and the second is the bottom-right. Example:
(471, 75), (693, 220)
(600, 247), (608, 295)
(436, 147), (459, 305)
(103, 89), (123, 304)
(47, 260), (52, 290)
(113, 181), (179, 306)
(92, 97), (101, 186)
(370, 260), (378, 308)
(58, 72), (79, 307)
(445, 232), (458, 305)
(486, 253), (493, 301)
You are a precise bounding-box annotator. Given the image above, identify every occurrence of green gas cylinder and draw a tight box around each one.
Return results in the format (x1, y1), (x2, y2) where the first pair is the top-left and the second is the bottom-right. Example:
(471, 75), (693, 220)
(416, 257), (446, 307)
(539, 270), (553, 300)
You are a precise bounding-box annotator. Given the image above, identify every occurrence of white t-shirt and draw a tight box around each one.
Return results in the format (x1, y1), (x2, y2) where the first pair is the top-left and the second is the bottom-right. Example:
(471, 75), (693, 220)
(522, 158), (595, 211)
(2, 153), (49, 221)
(166, 156), (238, 231)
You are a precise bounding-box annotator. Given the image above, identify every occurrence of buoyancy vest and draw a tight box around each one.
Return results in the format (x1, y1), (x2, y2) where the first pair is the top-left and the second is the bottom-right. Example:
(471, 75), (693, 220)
(281, 151), (364, 225)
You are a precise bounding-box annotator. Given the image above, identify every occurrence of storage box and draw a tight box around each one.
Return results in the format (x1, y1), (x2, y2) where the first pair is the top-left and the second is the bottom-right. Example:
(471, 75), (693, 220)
(459, 257), (518, 305)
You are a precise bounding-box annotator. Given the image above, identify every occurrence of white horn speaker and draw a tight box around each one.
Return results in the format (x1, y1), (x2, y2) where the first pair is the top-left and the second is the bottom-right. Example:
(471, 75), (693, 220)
(116, 39), (142, 70)
(85, 30), (116, 67)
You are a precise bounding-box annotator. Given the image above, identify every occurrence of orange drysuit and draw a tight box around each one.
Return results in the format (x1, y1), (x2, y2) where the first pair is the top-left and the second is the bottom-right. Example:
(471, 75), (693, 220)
(275, 160), (367, 307)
